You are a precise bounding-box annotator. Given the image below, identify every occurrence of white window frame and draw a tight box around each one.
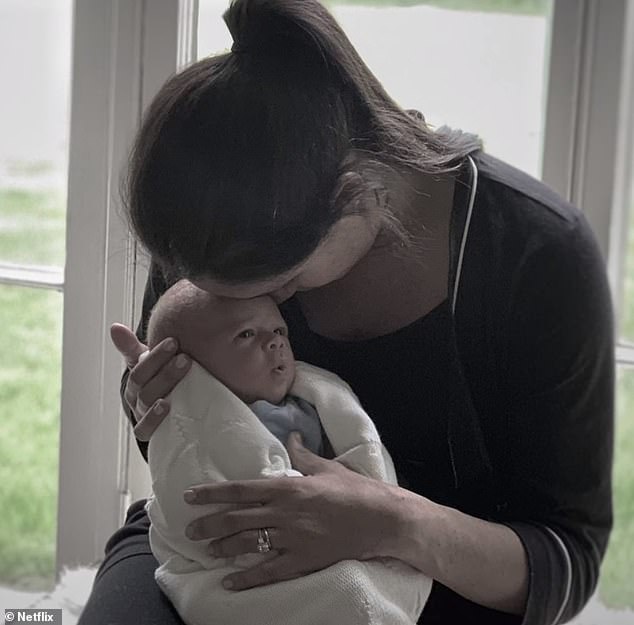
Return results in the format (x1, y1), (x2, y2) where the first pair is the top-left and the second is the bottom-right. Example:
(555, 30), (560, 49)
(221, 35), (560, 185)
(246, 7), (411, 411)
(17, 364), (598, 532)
(56, 0), (197, 571)
(54, 0), (633, 572)
(542, 0), (634, 345)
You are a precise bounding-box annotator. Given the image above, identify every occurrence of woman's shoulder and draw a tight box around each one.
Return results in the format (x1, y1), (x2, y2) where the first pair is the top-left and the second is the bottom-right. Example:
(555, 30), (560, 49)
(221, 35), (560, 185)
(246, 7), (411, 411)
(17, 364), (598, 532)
(463, 150), (604, 287)
(471, 151), (583, 233)
(456, 151), (606, 316)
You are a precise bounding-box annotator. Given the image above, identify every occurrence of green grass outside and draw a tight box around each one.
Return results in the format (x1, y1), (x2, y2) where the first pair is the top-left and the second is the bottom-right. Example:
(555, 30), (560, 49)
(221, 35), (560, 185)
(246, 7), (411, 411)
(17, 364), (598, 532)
(0, 189), (66, 267)
(0, 185), (65, 590)
(328, 0), (549, 16)
(598, 368), (634, 609)
(0, 179), (633, 607)
(0, 285), (62, 589)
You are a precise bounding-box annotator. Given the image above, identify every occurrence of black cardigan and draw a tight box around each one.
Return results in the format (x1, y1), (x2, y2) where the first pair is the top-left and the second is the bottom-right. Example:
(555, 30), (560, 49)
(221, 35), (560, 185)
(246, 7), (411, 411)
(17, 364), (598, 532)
(124, 151), (614, 625)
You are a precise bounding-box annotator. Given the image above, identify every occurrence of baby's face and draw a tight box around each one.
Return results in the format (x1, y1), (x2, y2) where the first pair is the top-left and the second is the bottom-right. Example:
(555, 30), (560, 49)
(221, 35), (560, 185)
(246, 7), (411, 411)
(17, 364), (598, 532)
(184, 295), (295, 405)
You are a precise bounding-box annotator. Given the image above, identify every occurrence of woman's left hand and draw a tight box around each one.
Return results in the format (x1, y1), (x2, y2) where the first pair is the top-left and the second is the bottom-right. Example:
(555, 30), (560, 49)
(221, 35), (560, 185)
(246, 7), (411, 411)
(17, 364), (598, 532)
(183, 432), (413, 591)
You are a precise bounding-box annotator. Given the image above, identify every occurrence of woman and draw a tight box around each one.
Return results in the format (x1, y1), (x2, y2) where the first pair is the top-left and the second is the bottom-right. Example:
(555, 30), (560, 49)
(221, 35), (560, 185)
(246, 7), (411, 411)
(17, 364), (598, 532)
(80, 0), (614, 623)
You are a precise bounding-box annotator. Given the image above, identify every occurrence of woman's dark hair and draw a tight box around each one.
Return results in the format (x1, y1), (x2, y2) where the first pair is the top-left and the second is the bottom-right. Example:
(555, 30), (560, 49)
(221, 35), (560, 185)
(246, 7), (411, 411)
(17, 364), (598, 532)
(123, 0), (481, 283)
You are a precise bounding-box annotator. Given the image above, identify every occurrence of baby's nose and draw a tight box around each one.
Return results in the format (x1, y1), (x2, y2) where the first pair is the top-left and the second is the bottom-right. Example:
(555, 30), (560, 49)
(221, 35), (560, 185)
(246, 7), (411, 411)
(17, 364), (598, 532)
(265, 333), (284, 350)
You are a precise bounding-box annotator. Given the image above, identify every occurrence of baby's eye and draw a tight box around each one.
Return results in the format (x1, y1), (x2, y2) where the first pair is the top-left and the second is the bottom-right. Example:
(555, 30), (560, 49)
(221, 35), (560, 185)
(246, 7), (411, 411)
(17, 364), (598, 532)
(274, 327), (287, 336)
(238, 329), (255, 339)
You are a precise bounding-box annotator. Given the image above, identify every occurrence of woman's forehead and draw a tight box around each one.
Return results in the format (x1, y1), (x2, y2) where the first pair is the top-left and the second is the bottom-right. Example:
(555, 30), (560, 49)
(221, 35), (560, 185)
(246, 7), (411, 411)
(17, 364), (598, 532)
(188, 216), (362, 298)
(192, 269), (300, 299)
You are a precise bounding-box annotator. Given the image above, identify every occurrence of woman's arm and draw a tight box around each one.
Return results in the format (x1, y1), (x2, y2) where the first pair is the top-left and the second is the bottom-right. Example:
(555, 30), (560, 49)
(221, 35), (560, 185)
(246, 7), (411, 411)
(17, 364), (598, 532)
(440, 207), (614, 625)
(391, 495), (528, 614)
(390, 209), (613, 622)
(493, 211), (614, 624)
(181, 433), (527, 617)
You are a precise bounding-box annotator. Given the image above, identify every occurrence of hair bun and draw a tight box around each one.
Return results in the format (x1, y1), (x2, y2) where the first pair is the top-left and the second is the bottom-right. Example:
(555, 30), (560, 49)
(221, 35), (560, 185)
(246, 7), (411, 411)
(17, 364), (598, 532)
(223, 0), (327, 61)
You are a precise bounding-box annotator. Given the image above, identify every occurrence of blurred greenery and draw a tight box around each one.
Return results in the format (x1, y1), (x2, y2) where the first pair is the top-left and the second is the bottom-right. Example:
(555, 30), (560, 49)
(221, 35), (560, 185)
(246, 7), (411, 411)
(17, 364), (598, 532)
(0, 284), (62, 590)
(328, 0), (550, 16)
(598, 368), (634, 609)
(5, 160), (56, 177)
(0, 185), (65, 590)
(0, 189), (66, 267)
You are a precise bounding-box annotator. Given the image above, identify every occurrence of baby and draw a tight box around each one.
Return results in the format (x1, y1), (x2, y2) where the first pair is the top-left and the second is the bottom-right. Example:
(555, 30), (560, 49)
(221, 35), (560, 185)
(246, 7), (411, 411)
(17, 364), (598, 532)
(142, 279), (431, 625)
(146, 280), (335, 459)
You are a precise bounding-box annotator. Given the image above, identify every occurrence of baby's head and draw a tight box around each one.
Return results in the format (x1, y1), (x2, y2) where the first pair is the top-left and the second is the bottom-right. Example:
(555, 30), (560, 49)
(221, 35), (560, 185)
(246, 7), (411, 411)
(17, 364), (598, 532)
(147, 280), (295, 404)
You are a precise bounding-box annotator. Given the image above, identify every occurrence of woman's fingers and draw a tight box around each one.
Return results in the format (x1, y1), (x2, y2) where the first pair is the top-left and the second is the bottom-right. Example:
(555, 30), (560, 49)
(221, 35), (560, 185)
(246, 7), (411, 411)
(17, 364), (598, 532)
(207, 528), (282, 558)
(110, 322), (192, 438)
(186, 506), (273, 541)
(110, 323), (147, 369)
(135, 352), (191, 409)
(134, 398), (170, 442)
(127, 336), (179, 387)
(124, 337), (179, 409)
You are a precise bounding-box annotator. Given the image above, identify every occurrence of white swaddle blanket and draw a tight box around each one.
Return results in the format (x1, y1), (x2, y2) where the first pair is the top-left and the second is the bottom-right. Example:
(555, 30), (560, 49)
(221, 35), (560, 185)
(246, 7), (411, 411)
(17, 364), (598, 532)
(146, 360), (432, 625)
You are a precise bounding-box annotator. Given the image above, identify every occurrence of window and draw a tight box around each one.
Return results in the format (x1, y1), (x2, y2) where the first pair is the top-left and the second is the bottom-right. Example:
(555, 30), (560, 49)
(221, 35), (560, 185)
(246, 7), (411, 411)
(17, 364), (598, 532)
(0, 0), (71, 591)
(602, 368), (634, 609)
(54, 0), (198, 573)
(327, 0), (552, 178)
(198, 0), (553, 178)
(600, 8), (634, 605)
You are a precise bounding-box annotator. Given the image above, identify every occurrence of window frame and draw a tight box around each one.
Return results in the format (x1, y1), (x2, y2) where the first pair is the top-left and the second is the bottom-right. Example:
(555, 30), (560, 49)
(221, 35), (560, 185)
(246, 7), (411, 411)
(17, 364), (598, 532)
(55, 0), (197, 571)
(542, 0), (634, 349)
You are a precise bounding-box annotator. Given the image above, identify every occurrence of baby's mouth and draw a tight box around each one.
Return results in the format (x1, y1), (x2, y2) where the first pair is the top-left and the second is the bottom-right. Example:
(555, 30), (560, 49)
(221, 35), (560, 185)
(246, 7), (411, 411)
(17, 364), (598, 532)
(273, 364), (287, 373)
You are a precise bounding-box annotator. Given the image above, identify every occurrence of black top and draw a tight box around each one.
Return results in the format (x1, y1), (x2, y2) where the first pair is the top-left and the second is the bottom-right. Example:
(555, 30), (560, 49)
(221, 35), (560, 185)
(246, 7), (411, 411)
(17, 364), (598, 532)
(126, 151), (614, 625)
(280, 296), (459, 506)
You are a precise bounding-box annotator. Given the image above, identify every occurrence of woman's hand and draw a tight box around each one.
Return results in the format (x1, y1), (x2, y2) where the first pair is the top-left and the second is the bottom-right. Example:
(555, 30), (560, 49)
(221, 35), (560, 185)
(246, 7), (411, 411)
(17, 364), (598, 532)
(110, 322), (191, 441)
(182, 432), (414, 591)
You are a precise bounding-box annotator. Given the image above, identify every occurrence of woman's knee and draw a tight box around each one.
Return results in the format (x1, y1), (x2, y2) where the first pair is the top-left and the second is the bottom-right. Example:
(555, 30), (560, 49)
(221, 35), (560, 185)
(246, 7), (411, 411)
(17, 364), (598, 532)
(79, 551), (183, 625)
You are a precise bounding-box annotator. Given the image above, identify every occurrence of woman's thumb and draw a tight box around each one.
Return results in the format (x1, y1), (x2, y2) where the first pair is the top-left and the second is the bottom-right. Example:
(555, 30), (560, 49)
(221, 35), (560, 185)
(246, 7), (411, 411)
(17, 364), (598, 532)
(287, 432), (329, 475)
(110, 323), (147, 368)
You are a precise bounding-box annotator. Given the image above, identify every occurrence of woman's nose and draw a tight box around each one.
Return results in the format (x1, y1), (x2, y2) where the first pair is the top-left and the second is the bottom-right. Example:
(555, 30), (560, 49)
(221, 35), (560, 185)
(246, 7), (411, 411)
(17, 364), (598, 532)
(270, 281), (297, 304)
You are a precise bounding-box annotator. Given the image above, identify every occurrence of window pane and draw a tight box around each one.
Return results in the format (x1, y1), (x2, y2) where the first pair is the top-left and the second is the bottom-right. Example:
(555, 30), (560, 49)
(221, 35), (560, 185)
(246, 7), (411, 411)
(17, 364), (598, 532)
(198, 0), (233, 55)
(0, 190), (66, 267)
(197, 0), (552, 178)
(0, 285), (62, 591)
(0, 0), (72, 269)
(597, 367), (634, 611)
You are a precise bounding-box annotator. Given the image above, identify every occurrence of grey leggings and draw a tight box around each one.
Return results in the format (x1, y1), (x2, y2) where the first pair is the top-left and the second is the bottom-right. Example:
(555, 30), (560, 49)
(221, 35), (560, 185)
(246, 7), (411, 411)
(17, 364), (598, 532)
(77, 499), (184, 624)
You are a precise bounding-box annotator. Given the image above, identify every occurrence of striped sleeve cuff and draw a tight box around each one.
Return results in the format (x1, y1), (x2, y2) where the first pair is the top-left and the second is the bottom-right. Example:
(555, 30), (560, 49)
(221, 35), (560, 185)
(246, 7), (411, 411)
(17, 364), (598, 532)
(502, 522), (572, 625)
